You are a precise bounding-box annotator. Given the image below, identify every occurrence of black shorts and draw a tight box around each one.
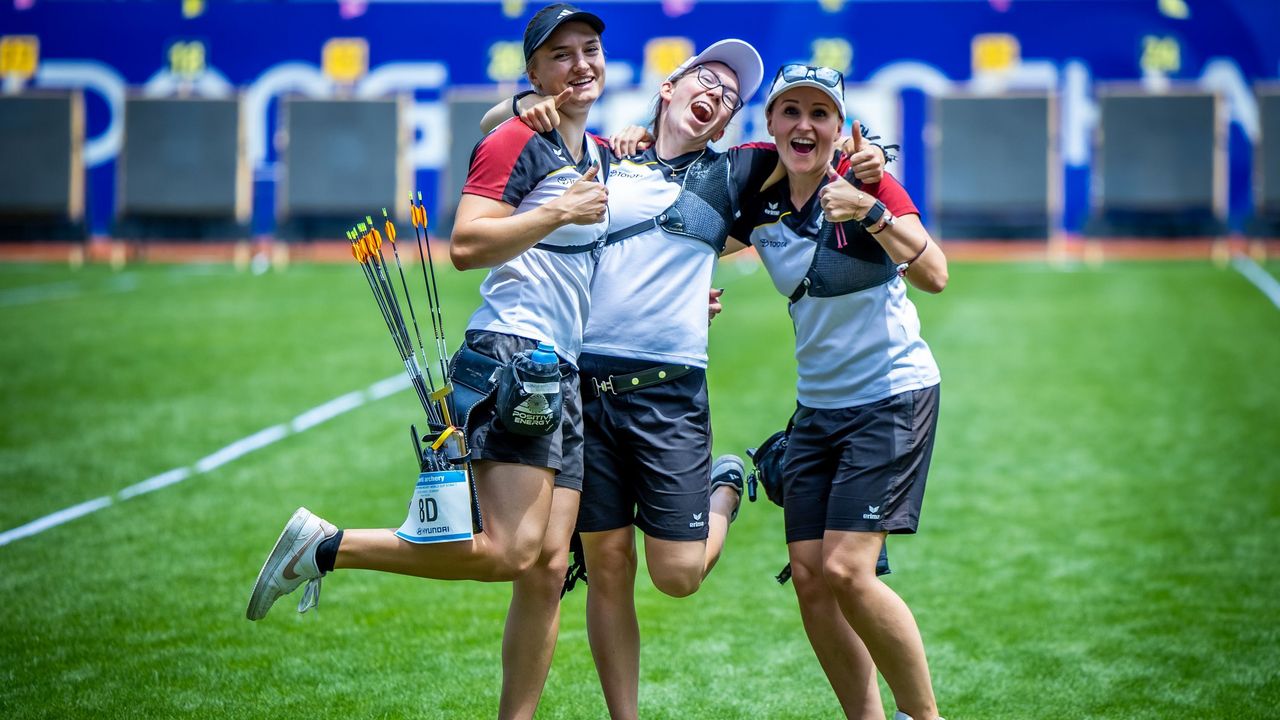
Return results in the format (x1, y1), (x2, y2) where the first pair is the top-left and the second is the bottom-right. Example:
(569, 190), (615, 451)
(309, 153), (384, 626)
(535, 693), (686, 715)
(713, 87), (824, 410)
(782, 385), (939, 544)
(576, 353), (712, 541)
(462, 331), (584, 491)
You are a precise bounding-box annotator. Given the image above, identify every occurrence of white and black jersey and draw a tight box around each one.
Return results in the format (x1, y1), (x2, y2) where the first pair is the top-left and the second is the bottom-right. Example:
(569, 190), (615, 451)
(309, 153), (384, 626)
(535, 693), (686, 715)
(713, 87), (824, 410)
(583, 143), (777, 368)
(460, 118), (609, 368)
(732, 170), (940, 409)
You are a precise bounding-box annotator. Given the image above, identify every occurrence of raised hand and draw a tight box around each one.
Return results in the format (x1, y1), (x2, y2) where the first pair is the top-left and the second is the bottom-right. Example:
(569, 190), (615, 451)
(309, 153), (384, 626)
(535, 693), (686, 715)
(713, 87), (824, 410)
(609, 125), (654, 156)
(841, 120), (885, 184)
(818, 166), (874, 223)
(549, 163), (608, 225)
(519, 87), (573, 133)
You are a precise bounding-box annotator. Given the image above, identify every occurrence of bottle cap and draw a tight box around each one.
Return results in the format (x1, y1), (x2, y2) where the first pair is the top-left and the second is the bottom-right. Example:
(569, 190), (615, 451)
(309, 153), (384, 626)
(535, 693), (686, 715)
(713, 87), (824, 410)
(531, 342), (557, 364)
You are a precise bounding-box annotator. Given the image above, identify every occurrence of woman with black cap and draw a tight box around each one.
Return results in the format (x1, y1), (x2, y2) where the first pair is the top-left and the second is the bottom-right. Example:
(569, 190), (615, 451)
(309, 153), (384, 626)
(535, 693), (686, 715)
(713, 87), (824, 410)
(729, 64), (947, 720)
(245, 7), (610, 697)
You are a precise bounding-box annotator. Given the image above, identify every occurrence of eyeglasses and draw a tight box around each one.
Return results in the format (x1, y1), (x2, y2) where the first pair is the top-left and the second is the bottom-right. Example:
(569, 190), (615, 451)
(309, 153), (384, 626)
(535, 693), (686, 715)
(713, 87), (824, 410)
(689, 65), (744, 112)
(771, 64), (845, 96)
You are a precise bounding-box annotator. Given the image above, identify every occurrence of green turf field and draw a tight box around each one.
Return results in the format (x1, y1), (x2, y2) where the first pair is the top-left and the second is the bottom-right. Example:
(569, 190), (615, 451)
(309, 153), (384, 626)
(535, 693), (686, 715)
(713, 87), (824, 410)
(1, 257), (1278, 719)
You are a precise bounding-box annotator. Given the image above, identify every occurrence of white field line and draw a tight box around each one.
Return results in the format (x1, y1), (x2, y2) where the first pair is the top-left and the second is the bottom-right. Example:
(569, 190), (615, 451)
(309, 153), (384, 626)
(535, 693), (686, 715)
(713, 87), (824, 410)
(1231, 254), (1280, 310)
(0, 274), (138, 308)
(0, 373), (410, 548)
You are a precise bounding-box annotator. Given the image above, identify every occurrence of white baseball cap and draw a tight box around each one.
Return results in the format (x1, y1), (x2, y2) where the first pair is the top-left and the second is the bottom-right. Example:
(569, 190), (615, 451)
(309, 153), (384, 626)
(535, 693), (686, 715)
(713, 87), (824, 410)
(763, 64), (846, 119)
(666, 39), (765, 105)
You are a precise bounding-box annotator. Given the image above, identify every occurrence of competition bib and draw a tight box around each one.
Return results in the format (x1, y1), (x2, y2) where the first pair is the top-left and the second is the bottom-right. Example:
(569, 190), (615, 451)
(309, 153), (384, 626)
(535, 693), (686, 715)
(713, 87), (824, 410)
(395, 470), (474, 544)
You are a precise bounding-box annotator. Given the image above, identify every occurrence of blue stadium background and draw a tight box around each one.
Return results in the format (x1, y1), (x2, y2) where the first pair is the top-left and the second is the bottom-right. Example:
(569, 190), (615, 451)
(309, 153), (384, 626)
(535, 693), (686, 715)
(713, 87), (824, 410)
(3, 0), (1277, 236)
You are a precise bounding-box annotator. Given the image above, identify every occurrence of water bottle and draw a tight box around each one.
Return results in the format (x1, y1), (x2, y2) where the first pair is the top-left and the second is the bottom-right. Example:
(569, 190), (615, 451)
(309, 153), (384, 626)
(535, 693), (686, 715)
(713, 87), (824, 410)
(497, 341), (563, 436)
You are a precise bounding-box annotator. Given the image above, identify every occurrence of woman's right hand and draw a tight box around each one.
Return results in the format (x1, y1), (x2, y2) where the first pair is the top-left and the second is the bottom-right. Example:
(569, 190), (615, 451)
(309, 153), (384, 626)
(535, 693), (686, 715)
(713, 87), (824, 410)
(609, 125), (654, 156)
(519, 88), (572, 133)
(819, 167), (875, 223)
(548, 164), (608, 225)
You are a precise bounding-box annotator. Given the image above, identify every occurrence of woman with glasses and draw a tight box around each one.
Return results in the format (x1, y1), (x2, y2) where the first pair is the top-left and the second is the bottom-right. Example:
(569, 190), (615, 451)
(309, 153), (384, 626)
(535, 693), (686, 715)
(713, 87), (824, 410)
(728, 64), (947, 720)
(486, 41), (886, 718)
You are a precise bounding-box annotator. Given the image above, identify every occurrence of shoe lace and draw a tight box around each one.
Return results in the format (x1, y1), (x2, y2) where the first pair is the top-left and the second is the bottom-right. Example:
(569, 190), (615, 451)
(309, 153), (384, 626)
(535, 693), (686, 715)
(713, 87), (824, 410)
(296, 576), (323, 614)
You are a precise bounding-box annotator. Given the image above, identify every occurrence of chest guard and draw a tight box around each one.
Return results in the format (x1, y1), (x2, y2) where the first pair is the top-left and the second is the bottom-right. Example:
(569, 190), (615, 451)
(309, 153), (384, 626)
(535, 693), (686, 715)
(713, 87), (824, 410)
(790, 218), (899, 303)
(605, 153), (734, 254)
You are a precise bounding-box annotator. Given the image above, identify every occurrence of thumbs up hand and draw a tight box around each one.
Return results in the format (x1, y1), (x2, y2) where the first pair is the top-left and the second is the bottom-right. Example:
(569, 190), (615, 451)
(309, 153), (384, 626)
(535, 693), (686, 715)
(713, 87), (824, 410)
(519, 87), (573, 133)
(838, 120), (886, 184)
(818, 165), (873, 223)
(550, 163), (608, 225)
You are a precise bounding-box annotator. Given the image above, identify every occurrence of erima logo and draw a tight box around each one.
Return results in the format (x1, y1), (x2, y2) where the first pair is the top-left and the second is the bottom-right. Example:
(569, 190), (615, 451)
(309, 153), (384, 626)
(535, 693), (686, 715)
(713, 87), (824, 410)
(765, 202), (781, 216)
(557, 8), (573, 18)
(689, 512), (705, 529)
(862, 505), (882, 520)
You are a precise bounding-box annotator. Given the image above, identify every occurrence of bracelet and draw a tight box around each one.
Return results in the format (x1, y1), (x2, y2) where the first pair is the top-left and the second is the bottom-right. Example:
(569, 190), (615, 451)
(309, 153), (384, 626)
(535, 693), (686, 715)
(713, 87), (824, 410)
(896, 237), (928, 276)
(512, 90), (538, 117)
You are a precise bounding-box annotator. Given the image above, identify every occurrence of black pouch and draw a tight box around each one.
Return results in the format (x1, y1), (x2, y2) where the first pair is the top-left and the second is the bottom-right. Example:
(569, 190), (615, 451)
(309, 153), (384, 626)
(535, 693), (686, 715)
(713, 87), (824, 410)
(747, 428), (790, 508)
(447, 344), (504, 431)
(494, 351), (563, 437)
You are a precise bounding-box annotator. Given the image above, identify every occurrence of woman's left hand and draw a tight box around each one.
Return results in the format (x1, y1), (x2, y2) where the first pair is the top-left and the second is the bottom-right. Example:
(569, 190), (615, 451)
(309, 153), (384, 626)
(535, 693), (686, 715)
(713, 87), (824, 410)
(819, 167), (876, 223)
(609, 125), (654, 156)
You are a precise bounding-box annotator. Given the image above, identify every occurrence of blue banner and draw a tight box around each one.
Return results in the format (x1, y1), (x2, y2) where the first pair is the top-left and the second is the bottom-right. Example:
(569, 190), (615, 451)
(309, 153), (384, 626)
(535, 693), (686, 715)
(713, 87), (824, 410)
(4, 0), (1277, 234)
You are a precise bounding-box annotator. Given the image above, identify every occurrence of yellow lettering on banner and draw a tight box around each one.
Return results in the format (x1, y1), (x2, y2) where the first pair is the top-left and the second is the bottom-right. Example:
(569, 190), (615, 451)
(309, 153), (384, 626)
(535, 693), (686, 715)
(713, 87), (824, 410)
(972, 33), (1020, 74)
(644, 37), (695, 80)
(322, 38), (369, 84)
(501, 0), (527, 19)
(181, 0), (205, 19)
(1158, 0), (1190, 20)
(817, 0), (846, 13)
(488, 42), (526, 83)
(810, 38), (853, 76)
(1141, 35), (1181, 74)
(168, 41), (207, 80)
(0, 35), (40, 79)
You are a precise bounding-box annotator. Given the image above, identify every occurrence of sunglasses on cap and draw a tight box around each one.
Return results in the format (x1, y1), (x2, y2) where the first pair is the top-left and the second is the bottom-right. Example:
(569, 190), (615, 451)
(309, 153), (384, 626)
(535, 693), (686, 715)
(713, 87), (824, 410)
(771, 64), (845, 93)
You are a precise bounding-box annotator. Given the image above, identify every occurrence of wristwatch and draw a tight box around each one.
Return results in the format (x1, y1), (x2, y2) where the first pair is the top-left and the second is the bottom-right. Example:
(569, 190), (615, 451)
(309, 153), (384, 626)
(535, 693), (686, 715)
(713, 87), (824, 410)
(859, 200), (887, 229)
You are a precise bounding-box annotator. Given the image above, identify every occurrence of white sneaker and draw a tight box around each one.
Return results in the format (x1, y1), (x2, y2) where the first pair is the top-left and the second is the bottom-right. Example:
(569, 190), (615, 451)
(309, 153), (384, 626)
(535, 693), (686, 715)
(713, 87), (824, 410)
(893, 713), (946, 720)
(246, 507), (337, 621)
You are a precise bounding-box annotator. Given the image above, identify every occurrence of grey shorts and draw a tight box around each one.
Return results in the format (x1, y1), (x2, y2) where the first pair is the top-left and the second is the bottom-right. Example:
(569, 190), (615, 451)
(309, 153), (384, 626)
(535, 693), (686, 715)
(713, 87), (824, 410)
(576, 353), (712, 541)
(461, 330), (584, 491)
(782, 385), (939, 543)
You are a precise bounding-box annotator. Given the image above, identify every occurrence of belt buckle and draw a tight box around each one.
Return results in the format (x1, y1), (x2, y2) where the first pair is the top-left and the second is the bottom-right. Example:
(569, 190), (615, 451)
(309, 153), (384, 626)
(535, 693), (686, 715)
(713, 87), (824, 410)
(592, 376), (616, 396)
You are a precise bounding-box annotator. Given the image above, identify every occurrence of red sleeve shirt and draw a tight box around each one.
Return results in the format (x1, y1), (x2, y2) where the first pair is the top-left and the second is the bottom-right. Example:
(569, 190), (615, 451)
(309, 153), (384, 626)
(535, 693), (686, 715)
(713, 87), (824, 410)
(859, 171), (918, 217)
(461, 119), (543, 207)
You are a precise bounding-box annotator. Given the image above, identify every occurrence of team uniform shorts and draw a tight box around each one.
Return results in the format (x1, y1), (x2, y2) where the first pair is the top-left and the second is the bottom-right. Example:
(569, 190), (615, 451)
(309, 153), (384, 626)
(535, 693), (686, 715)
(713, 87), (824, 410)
(576, 352), (713, 541)
(462, 330), (584, 491)
(782, 384), (940, 544)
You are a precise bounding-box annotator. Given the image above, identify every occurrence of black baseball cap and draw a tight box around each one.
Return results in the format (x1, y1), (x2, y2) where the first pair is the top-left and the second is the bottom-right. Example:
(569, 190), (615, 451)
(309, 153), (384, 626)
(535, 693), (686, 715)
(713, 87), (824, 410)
(523, 4), (606, 63)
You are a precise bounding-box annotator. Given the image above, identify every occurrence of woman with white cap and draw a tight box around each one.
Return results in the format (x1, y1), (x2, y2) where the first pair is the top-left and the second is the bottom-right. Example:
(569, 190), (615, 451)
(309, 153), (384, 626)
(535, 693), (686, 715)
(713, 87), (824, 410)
(489, 41), (886, 719)
(729, 64), (947, 720)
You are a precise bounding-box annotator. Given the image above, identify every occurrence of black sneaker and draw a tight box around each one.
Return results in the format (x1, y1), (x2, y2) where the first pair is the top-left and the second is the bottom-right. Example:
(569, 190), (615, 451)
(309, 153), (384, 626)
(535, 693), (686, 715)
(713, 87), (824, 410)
(710, 454), (746, 522)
